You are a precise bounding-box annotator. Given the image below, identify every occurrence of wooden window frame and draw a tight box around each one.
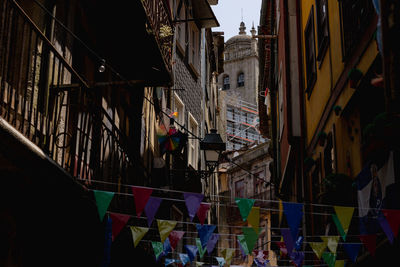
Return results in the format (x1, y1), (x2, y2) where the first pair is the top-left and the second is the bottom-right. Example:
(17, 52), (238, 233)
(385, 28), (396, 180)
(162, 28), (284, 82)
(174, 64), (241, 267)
(304, 7), (317, 97)
(315, 0), (329, 62)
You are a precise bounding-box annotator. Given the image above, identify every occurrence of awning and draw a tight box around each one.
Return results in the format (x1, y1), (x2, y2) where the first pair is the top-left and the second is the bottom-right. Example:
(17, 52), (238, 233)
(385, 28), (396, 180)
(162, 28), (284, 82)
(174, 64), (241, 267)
(192, 0), (220, 28)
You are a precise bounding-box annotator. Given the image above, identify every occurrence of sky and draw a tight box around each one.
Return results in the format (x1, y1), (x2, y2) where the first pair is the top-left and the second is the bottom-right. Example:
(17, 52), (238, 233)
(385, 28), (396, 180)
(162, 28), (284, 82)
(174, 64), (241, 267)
(211, 0), (263, 41)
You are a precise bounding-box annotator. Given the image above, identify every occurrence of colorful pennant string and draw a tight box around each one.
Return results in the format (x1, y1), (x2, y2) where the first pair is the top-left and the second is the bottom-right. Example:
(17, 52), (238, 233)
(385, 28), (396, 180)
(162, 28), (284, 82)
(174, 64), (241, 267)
(157, 220), (177, 243)
(183, 192), (204, 221)
(235, 198), (256, 221)
(145, 197), (162, 227)
(132, 186), (153, 217)
(109, 212), (130, 241)
(93, 190), (114, 221)
(168, 230), (185, 250)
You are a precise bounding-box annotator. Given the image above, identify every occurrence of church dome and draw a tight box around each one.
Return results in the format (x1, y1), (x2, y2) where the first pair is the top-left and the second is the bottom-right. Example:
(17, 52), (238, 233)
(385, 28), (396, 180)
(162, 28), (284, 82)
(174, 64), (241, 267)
(225, 21), (253, 47)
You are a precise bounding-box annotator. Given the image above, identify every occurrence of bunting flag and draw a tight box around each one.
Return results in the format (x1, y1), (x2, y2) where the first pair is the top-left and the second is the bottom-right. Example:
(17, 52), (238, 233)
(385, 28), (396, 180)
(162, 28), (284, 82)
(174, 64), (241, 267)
(254, 250), (269, 263)
(333, 206), (354, 241)
(195, 262), (204, 267)
(165, 259), (176, 266)
(309, 241), (328, 259)
(221, 248), (235, 266)
(237, 234), (250, 256)
(322, 252), (336, 267)
(183, 193), (204, 221)
(281, 228), (294, 256)
(332, 214), (346, 241)
(169, 230), (185, 250)
(179, 253), (190, 266)
(359, 234), (376, 256)
(163, 238), (172, 257)
(197, 203), (211, 225)
(290, 251), (304, 267)
(151, 241), (164, 261)
(235, 198), (256, 221)
(145, 197), (162, 227)
(130, 226), (149, 247)
(93, 190), (115, 221)
(132, 186), (153, 217)
(185, 245), (198, 262)
(254, 258), (270, 267)
(196, 224), (216, 247)
(206, 233), (219, 255)
(295, 236), (304, 251)
(196, 238), (207, 259)
(276, 241), (287, 256)
(237, 239), (248, 259)
(248, 206), (260, 233)
(282, 202), (303, 240)
(109, 213), (130, 242)
(242, 227), (259, 252)
(320, 236), (340, 254)
(343, 243), (361, 262)
(335, 260), (345, 267)
(382, 209), (400, 237)
(378, 214), (394, 244)
(215, 257), (225, 267)
(157, 220), (177, 243)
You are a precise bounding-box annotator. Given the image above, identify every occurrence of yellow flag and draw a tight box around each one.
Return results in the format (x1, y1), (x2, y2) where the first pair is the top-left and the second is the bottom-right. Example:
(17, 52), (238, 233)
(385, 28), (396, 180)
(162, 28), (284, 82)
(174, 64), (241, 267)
(334, 206), (354, 237)
(130, 226), (149, 247)
(157, 219), (177, 243)
(335, 260), (345, 267)
(248, 206), (260, 233)
(321, 236), (340, 254)
(222, 248), (235, 265)
(309, 240), (328, 259)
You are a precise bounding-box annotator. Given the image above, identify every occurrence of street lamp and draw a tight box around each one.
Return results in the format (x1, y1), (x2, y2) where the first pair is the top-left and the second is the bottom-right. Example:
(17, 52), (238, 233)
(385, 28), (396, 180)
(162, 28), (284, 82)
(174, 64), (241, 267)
(200, 129), (226, 174)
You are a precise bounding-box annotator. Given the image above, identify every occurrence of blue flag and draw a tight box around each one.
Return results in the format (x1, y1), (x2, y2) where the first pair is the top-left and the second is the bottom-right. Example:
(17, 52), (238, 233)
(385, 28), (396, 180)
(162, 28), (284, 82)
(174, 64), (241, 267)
(196, 224), (216, 247)
(283, 202), (303, 240)
(343, 243), (361, 263)
(185, 245), (198, 262)
(179, 253), (190, 266)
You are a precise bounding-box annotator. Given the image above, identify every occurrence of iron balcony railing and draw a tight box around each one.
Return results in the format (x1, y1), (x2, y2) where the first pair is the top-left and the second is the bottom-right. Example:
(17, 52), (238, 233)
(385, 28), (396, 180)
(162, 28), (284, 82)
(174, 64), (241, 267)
(0, 0), (134, 183)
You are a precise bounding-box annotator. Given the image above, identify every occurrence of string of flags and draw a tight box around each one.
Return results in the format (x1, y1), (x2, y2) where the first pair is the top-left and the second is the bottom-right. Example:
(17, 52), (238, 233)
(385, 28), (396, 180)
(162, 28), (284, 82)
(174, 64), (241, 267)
(90, 184), (400, 267)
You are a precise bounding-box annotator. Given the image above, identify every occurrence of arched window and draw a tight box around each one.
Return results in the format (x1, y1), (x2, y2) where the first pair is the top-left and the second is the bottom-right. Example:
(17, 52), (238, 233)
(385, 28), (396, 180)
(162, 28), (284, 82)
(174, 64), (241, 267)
(237, 73), (245, 87)
(223, 75), (230, 90)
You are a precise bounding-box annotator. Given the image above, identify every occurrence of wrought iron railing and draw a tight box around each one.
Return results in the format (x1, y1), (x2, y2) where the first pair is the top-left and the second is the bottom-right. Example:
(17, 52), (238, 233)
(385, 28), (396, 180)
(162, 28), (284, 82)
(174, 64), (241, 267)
(0, 0), (133, 183)
(141, 0), (173, 74)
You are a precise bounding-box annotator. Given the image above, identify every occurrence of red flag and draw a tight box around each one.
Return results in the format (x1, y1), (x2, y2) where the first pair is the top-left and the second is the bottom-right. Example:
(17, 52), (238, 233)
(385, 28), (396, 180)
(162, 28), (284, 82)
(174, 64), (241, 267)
(359, 234), (376, 256)
(196, 203), (210, 225)
(132, 186), (153, 217)
(276, 241), (287, 256)
(110, 212), (131, 241)
(169, 230), (185, 250)
(382, 209), (400, 237)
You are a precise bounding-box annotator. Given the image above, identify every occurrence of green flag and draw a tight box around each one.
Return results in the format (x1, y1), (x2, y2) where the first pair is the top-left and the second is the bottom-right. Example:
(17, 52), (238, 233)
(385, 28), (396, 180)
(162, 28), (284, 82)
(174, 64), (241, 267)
(93, 190), (114, 221)
(332, 214), (346, 241)
(242, 227), (259, 252)
(237, 234), (250, 255)
(196, 238), (206, 259)
(322, 252), (336, 267)
(235, 198), (256, 221)
(151, 241), (164, 260)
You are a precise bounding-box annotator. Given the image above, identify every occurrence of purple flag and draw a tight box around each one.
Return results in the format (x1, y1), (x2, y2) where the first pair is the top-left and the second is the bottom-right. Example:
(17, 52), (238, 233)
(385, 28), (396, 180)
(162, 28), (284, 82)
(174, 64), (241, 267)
(185, 245), (198, 262)
(254, 259), (269, 267)
(378, 215), (394, 244)
(184, 193), (204, 221)
(144, 197), (162, 227)
(237, 239), (247, 260)
(207, 233), (219, 254)
(290, 251), (304, 267)
(281, 228), (294, 256)
(283, 202), (303, 240)
(196, 224), (216, 247)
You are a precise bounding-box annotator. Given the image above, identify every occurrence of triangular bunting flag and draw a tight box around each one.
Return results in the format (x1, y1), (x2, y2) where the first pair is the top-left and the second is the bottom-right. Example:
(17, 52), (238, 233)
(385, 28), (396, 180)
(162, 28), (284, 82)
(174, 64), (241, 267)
(109, 212), (130, 241)
(281, 228), (294, 255)
(163, 238), (172, 257)
(185, 245), (198, 262)
(382, 209), (400, 237)
(282, 202), (303, 240)
(290, 251), (304, 267)
(335, 260), (345, 267)
(206, 233), (219, 255)
(221, 248), (235, 266)
(145, 197), (162, 227)
(157, 220), (177, 243)
(254, 258), (270, 267)
(165, 258), (176, 266)
(196, 238), (206, 259)
(215, 256), (225, 267)
(248, 206), (260, 233)
(343, 243), (361, 262)
(359, 234), (376, 256)
(309, 241), (327, 259)
(179, 253), (190, 266)
(132, 186), (153, 217)
(242, 227), (259, 252)
(197, 203), (211, 225)
(184, 192), (204, 221)
(320, 236), (340, 254)
(238, 234), (250, 256)
(276, 241), (287, 256)
(196, 224), (216, 247)
(169, 230), (185, 250)
(151, 241), (164, 261)
(322, 252), (336, 267)
(235, 198), (256, 221)
(378, 214), (394, 244)
(332, 214), (346, 241)
(333, 206), (354, 241)
(130, 226), (149, 247)
(93, 190), (114, 221)
(195, 262), (204, 267)
(295, 236), (304, 251)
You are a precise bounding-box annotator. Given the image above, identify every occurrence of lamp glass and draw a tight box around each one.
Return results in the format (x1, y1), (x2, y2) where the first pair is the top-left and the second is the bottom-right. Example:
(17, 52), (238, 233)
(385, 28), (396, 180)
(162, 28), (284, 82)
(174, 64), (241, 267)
(205, 149), (219, 163)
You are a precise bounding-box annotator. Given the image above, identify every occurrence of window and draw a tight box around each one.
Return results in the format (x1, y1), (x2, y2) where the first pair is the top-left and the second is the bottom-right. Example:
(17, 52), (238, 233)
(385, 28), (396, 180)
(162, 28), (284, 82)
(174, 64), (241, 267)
(223, 75), (230, 90)
(339, 0), (374, 59)
(237, 73), (245, 87)
(235, 179), (245, 198)
(188, 23), (200, 73)
(176, 2), (186, 54)
(188, 113), (198, 169)
(316, 0), (329, 61)
(305, 7), (317, 95)
(174, 93), (185, 126)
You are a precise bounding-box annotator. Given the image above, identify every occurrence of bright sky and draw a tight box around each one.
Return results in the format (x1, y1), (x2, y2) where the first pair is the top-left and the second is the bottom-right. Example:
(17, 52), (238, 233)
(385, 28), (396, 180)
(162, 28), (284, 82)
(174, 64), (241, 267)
(211, 0), (263, 41)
